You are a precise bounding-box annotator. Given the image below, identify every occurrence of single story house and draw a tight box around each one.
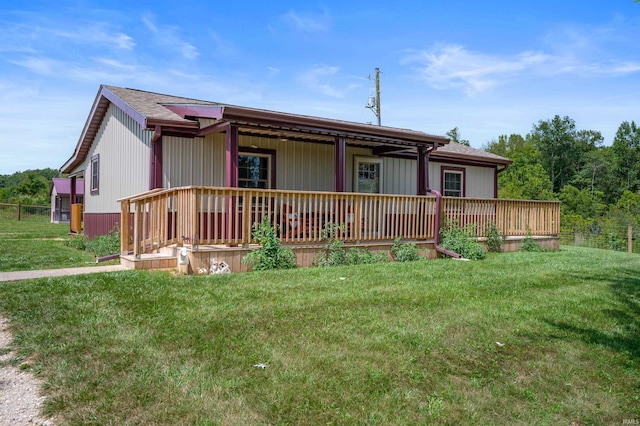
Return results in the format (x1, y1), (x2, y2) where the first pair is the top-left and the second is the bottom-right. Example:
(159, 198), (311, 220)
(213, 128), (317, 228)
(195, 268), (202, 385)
(49, 177), (84, 223)
(59, 85), (558, 271)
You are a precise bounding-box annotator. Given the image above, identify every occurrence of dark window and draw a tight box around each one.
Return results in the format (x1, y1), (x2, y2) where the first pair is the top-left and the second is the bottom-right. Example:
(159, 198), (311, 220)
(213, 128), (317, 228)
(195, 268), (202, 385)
(90, 154), (100, 194)
(238, 154), (270, 189)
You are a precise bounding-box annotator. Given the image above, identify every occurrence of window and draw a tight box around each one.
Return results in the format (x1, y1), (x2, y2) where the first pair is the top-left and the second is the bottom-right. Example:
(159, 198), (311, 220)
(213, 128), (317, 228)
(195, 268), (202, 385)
(90, 154), (99, 194)
(442, 168), (465, 197)
(355, 156), (383, 193)
(239, 152), (271, 189)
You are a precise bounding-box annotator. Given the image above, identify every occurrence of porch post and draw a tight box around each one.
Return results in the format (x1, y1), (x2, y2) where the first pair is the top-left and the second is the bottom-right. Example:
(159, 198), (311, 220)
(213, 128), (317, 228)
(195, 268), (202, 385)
(69, 175), (77, 233)
(226, 125), (239, 187)
(417, 146), (428, 195)
(334, 136), (346, 192)
(149, 125), (163, 190)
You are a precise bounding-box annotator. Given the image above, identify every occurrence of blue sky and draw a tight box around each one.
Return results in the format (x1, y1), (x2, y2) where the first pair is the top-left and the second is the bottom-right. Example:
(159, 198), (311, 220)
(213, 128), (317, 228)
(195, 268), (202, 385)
(0, 0), (639, 175)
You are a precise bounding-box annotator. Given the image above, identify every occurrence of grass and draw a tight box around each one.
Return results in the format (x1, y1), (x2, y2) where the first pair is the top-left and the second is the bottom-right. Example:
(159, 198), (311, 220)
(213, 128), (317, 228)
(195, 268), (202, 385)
(0, 215), (108, 271)
(0, 246), (638, 424)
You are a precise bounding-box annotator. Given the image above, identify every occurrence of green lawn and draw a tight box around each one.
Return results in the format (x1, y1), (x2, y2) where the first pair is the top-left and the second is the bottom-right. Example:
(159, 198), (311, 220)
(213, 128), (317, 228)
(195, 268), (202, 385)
(0, 246), (638, 424)
(0, 215), (104, 271)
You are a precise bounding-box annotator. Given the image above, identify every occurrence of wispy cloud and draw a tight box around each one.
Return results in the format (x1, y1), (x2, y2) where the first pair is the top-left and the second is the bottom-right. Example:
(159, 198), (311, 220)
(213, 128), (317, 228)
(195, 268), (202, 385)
(282, 9), (331, 32)
(404, 44), (549, 95)
(297, 66), (360, 98)
(142, 14), (198, 59)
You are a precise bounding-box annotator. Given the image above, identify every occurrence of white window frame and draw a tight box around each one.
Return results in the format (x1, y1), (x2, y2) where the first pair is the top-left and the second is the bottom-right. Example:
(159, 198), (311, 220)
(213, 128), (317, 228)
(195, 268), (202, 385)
(354, 156), (383, 194)
(90, 154), (100, 194)
(443, 169), (464, 197)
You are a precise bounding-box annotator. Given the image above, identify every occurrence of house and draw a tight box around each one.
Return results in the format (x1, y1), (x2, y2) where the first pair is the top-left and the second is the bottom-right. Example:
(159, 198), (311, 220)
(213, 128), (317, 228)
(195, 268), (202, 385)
(60, 85), (558, 271)
(49, 177), (84, 223)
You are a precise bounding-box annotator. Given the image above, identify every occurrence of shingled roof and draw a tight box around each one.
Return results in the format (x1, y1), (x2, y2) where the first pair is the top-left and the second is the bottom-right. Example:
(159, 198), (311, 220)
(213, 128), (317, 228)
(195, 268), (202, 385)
(61, 85), (509, 173)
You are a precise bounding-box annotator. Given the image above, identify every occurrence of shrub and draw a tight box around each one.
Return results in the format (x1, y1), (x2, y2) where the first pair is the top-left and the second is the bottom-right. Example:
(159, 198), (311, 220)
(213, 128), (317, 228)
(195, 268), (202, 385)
(521, 231), (545, 252)
(439, 221), (486, 260)
(64, 235), (88, 251)
(485, 223), (503, 253)
(314, 222), (388, 267)
(390, 237), (423, 262)
(86, 226), (121, 257)
(242, 217), (297, 271)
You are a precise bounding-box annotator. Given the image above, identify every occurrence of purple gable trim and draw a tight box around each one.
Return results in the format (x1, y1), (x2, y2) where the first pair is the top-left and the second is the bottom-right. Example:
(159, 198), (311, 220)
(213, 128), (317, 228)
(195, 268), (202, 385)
(164, 105), (225, 120)
(51, 178), (84, 196)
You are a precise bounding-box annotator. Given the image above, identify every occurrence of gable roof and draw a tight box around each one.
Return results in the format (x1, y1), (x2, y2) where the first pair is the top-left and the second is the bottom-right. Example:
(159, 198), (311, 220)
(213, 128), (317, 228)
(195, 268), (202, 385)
(61, 85), (509, 173)
(49, 177), (84, 196)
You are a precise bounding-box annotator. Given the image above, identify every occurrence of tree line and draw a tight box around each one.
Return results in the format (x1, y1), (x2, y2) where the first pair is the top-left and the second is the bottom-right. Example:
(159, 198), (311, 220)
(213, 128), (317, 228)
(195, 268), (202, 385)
(0, 168), (58, 206)
(483, 116), (640, 234)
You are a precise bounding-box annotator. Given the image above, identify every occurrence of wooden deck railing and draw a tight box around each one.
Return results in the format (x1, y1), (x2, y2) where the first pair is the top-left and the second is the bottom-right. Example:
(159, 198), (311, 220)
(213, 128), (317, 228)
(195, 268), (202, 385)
(119, 186), (560, 257)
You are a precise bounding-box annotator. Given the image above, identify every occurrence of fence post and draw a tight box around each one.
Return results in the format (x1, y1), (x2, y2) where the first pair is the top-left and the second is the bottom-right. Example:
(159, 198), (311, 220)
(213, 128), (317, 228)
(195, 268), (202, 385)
(629, 224), (633, 254)
(17, 203), (21, 221)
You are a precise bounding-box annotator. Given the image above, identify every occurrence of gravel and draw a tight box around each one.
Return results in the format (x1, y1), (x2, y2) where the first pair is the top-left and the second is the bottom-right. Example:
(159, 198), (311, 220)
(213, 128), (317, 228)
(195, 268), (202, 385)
(0, 316), (54, 425)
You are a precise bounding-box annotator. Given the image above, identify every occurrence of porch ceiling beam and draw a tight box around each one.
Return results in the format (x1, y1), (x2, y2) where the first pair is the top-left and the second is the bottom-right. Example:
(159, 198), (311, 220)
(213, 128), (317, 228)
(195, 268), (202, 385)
(198, 121), (230, 136)
(372, 146), (412, 155)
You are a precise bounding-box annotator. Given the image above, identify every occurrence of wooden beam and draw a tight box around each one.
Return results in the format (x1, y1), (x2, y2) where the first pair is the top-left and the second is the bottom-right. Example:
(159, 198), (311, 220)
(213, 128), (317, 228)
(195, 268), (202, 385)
(334, 137), (346, 192)
(226, 125), (239, 187)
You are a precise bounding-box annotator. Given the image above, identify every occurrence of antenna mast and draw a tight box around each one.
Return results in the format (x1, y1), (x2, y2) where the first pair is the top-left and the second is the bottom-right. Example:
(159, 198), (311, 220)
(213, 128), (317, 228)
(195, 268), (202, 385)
(365, 67), (381, 126)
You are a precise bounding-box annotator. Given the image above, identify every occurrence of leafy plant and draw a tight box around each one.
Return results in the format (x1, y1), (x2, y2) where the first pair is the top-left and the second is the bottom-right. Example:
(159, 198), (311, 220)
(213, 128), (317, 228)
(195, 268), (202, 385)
(485, 223), (503, 253)
(521, 228), (545, 252)
(64, 234), (88, 251)
(391, 237), (424, 262)
(242, 217), (296, 271)
(439, 221), (486, 260)
(86, 225), (121, 257)
(314, 222), (387, 266)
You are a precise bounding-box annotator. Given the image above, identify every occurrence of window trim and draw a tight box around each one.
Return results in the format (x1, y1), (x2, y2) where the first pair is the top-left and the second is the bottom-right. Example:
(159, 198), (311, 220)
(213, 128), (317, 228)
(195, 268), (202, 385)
(238, 147), (276, 189)
(354, 156), (383, 193)
(90, 154), (100, 195)
(441, 167), (466, 197)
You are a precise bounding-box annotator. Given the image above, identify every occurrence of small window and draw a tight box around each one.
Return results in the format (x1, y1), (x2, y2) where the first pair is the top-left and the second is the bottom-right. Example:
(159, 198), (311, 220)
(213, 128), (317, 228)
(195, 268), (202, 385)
(239, 153), (271, 189)
(443, 168), (464, 197)
(355, 156), (383, 193)
(90, 154), (100, 194)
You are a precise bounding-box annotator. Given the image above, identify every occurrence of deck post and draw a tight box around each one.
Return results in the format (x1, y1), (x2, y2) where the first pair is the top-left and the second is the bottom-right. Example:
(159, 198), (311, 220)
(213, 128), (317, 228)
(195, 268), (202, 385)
(417, 146), (428, 195)
(226, 125), (239, 244)
(121, 199), (131, 254)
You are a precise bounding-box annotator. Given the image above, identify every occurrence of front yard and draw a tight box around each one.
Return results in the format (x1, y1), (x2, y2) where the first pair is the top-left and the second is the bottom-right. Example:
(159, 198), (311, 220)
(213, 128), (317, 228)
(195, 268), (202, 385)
(0, 246), (638, 424)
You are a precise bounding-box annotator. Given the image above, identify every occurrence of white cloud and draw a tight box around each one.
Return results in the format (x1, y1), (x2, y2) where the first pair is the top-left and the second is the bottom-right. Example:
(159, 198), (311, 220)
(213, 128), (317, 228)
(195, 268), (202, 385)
(297, 66), (360, 98)
(404, 44), (550, 95)
(141, 14), (198, 60)
(283, 9), (331, 32)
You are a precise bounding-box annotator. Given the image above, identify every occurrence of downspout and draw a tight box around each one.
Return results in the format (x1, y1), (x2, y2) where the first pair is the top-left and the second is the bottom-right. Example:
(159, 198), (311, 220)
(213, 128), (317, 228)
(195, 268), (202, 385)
(427, 189), (463, 259)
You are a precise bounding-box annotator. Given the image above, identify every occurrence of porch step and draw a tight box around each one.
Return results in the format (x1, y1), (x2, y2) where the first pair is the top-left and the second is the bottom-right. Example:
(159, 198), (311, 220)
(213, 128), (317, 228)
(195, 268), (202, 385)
(120, 254), (177, 270)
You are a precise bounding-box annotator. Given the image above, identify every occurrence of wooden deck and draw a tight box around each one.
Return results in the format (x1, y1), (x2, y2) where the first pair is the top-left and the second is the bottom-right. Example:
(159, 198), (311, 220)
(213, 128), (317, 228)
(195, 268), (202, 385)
(118, 186), (560, 266)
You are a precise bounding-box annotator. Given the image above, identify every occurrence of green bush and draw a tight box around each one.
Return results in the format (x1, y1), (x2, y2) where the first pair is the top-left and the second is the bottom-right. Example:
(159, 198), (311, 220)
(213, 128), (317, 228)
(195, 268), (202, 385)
(64, 235), (88, 251)
(485, 223), (503, 253)
(86, 226), (121, 257)
(314, 222), (388, 267)
(439, 221), (486, 260)
(390, 237), (424, 262)
(242, 217), (297, 271)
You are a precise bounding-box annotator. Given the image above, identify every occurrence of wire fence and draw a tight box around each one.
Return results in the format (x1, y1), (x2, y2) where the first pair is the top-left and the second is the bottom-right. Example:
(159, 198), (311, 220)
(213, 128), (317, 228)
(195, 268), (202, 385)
(560, 223), (639, 254)
(0, 203), (51, 221)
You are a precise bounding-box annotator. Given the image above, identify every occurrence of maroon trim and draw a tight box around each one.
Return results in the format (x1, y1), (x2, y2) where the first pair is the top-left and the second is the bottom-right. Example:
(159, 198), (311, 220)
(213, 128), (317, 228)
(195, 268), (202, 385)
(239, 147), (277, 189)
(198, 121), (230, 136)
(149, 134), (163, 190)
(84, 213), (121, 240)
(90, 154), (100, 195)
(226, 125), (239, 187)
(417, 146), (427, 195)
(164, 105), (225, 120)
(69, 175), (77, 234)
(441, 166), (466, 197)
(334, 137), (346, 192)
(494, 167), (498, 198)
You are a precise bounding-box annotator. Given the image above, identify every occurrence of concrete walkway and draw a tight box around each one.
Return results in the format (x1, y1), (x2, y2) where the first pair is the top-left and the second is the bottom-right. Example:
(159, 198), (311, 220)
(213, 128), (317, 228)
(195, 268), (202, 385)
(0, 265), (127, 283)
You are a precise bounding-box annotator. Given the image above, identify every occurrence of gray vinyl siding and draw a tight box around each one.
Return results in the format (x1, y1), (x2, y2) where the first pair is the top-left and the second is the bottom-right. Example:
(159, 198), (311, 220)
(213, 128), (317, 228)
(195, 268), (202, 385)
(84, 103), (152, 213)
(431, 162), (496, 198)
(163, 134), (225, 188)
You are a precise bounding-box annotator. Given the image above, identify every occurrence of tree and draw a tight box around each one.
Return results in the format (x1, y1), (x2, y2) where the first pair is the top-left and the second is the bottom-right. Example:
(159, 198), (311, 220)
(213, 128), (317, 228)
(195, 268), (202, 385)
(530, 115), (580, 193)
(611, 121), (640, 195)
(497, 163), (555, 200)
(446, 127), (470, 146)
(484, 133), (540, 166)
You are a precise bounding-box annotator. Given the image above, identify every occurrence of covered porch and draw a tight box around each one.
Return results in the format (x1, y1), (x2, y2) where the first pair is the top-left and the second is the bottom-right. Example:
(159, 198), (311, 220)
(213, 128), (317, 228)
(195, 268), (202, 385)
(118, 186), (560, 272)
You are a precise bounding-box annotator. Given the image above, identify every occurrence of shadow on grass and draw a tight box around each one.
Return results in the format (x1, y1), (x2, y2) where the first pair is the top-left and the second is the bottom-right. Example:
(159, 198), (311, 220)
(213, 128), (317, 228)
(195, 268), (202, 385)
(544, 270), (640, 365)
